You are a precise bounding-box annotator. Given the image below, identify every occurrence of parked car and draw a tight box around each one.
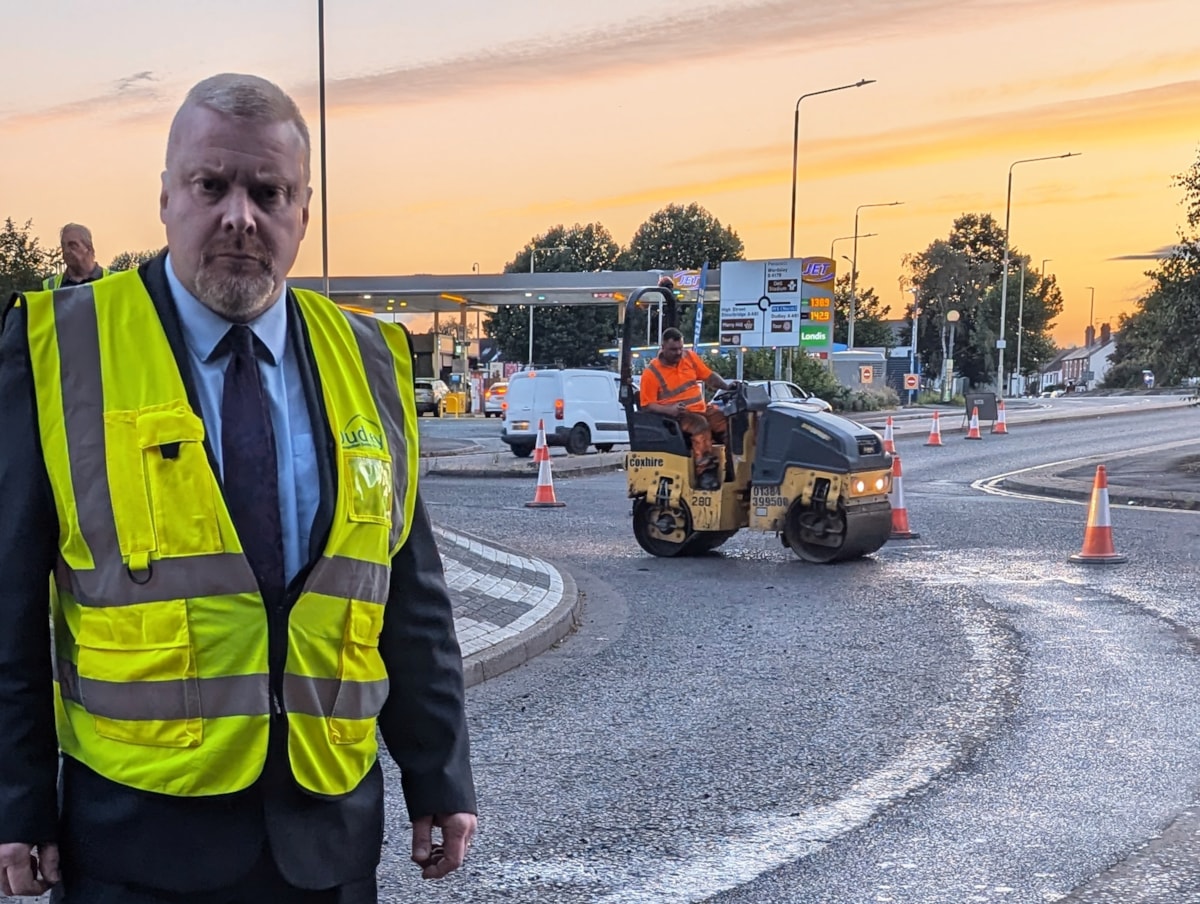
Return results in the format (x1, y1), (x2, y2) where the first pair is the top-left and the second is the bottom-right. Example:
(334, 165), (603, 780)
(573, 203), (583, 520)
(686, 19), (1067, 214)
(413, 378), (449, 416)
(501, 368), (628, 456)
(746, 380), (833, 412)
(483, 381), (508, 418)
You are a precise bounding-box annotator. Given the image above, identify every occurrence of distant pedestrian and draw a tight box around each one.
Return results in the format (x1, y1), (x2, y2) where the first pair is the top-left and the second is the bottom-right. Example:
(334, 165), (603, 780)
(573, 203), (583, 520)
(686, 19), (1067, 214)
(42, 223), (110, 289)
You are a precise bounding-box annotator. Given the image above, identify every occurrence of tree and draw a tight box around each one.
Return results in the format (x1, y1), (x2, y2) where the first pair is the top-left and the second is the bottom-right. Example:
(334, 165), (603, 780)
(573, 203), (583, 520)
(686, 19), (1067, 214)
(905, 213), (1061, 388)
(487, 223), (622, 366)
(1104, 147), (1200, 386)
(619, 203), (745, 346)
(619, 203), (744, 271)
(0, 218), (53, 300)
(833, 272), (893, 348)
(109, 248), (161, 271)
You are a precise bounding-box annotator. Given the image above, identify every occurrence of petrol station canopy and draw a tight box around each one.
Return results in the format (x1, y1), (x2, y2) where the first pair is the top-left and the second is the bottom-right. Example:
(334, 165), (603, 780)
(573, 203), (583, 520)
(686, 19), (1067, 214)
(288, 270), (725, 317)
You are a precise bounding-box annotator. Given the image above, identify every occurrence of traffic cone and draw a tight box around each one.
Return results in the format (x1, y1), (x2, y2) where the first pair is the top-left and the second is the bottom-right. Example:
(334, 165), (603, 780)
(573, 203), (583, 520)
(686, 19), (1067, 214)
(992, 399), (1010, 435)
(965, 406), (983, 440)
(888, 453), (920, 540)
(533, 419), (550, 463)
(1068, 465), (1126, 564)
(882, 416), (896, 454)
(925, 410), (943, 447)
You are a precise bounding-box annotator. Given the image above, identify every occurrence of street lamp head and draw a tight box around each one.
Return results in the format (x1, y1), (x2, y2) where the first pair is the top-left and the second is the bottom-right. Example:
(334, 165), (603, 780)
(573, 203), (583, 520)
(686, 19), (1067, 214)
(856, 79), (877, 87)
(946, 310), (961, 323)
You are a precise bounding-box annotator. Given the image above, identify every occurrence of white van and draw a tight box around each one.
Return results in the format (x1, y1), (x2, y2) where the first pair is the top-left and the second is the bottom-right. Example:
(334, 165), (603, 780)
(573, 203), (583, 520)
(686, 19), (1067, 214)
(500, 368), (629, 457)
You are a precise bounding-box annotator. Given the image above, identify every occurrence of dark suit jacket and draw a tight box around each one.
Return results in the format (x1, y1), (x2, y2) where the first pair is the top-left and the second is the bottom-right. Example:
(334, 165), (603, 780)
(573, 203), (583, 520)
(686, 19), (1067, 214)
(0, 255), (476, 892)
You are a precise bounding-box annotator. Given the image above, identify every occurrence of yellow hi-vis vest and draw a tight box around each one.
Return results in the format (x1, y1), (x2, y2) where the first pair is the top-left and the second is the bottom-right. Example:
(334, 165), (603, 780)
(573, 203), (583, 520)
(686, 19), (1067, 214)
(23, 270), (419, 798)
(42, 267), (112, 289)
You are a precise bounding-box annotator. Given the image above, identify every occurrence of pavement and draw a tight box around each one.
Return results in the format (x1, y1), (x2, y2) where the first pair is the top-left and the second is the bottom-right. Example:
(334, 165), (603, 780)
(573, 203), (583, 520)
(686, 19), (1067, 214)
(436, 393), (1200, 686)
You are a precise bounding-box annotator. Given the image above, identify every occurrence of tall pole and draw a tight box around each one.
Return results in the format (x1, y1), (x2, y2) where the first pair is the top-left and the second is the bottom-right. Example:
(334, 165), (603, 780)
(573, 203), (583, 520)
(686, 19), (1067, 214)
(1086, 286), (1095, 338)
(997, 153), (1080, 394)
(527, 245), (573, 366)
(1014, 262), (1026, 396)
(908, 288), (919, 406)
(317, 0), (330, 299)
(789, 79), (875, 258)
(848, 201), (903, 349)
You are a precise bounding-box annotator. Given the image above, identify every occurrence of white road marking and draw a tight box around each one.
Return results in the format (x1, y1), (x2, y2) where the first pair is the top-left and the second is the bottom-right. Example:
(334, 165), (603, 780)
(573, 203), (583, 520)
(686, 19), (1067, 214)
(470, 597), (1010, 902)
(971, 438), (1200, 515)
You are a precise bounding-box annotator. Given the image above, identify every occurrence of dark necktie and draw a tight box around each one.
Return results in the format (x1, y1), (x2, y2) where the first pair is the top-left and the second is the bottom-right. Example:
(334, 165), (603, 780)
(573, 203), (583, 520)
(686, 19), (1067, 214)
(218, 324), (285, 600)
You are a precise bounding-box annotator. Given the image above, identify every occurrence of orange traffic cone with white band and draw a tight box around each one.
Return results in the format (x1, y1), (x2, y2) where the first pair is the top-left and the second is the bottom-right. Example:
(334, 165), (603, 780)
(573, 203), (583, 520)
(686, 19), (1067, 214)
(882, 416), (896, 454)
(1069, 465), (1125, 564)
(925, 410), (943, 447)
(992, 399), (1009, 435)
(887, 453), (919, 540)
(526, 454), (566, 508)
(533, 419), (550, 463)
(965, 406), (983, 440)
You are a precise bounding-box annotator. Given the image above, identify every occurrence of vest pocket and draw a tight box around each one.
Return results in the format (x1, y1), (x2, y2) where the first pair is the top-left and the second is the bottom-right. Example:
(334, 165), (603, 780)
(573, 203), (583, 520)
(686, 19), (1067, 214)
(329, 599), (388, 745)
(75, 599), (203, 748)
(137, 407), (222, 557)
(342, 453), (394, 526)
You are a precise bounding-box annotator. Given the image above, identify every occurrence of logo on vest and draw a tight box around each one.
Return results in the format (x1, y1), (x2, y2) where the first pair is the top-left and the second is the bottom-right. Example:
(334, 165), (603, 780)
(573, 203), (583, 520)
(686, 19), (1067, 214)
(341, 414), (384, 451)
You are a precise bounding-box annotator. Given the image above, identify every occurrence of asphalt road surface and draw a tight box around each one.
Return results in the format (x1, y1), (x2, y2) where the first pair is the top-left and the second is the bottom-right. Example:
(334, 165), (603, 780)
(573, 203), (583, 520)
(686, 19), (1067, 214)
(384, 407), (1200, 902)
(9, 405), (1200, 903)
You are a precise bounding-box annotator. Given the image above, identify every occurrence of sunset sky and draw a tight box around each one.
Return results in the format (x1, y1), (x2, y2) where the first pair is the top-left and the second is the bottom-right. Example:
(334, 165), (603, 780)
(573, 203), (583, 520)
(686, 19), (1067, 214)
(3, 0), (1198, 346)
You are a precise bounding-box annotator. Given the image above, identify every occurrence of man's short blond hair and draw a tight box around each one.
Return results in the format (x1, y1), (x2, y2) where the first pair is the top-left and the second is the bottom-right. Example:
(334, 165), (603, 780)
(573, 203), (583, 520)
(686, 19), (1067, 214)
(60, 223), (94, 248)
(166, 73), (311, 182)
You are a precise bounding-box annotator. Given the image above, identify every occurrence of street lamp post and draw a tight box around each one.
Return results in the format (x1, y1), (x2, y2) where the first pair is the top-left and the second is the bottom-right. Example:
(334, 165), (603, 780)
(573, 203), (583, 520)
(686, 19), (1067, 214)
(996, 153), (1080, 394)
(943, 309), (961, 402)
(829, 233), (875, 260)
(527, 245), (573, 365)
(848, 201), (903, 349)
(1014, 261), (1026, 397)
(317, 0), (330, 299)
(908, 288), (920, 406)
(789, 79), (875, 259)
(1086, 286), (1096, 338)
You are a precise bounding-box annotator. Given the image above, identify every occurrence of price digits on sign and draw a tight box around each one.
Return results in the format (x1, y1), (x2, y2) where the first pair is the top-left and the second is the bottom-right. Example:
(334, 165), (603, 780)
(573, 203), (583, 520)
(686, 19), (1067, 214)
(809, 311), (831, 322)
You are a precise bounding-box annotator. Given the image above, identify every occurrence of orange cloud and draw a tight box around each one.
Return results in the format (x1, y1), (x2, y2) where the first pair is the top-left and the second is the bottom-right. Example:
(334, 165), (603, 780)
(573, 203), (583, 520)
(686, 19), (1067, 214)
(513, 80), (1200, 215)
(945, 48), (1200, 104)
(0, 72), (162, 131)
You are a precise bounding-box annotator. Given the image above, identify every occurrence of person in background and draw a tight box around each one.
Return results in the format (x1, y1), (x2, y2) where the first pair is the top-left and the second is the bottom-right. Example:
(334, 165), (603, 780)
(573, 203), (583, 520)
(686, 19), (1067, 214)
(0, 72), (476, 903)
(42, 223), (110, 289)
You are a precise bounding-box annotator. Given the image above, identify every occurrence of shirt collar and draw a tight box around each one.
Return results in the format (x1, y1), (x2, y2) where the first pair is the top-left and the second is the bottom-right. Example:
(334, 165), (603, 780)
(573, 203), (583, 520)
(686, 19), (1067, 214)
(165, 253), (287, 366)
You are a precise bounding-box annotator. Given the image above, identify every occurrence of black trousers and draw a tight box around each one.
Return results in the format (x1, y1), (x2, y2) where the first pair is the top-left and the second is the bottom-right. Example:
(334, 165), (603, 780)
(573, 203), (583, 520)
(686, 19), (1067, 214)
(51, 844), (377, 904)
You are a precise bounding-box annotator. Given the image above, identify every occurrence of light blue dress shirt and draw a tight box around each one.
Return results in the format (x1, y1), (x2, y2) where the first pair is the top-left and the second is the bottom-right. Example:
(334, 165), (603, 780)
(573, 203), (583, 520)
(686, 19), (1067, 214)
(165, 255), (319, 584)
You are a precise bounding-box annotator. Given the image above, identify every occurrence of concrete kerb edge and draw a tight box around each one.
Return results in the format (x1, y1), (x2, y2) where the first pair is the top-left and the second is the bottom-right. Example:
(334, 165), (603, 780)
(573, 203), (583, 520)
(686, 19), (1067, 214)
(421, 453), (627, 480)
(998, 444), (1200, 511)
(452, 529), (583, 689)
(884, 398), (1197, 442)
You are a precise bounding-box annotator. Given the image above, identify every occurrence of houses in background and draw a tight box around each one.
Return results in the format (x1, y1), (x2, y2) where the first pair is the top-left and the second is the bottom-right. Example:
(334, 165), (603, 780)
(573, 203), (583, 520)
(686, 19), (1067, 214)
(1033, 323), (1117, 394)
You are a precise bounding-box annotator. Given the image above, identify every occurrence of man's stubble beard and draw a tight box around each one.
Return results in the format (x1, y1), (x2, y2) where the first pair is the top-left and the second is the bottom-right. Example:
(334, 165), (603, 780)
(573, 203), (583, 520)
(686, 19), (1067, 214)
(194, 256), (277, 323)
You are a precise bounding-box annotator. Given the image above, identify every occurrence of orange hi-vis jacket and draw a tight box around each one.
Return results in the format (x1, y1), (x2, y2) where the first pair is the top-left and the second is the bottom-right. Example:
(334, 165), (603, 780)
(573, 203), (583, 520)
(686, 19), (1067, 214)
(640, 349), (712, 413)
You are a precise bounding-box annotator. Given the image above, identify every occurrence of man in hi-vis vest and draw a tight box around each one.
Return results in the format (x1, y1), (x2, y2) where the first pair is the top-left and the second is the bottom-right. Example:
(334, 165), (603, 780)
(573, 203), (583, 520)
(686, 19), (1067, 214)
(0, 73), (476, 902)
(41, 223), (111, 290)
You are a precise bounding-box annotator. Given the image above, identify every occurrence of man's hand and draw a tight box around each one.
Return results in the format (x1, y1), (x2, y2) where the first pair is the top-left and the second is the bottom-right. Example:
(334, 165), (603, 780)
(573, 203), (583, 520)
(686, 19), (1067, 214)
(411, 813), (477, 880)
(0, 842), (60, 896)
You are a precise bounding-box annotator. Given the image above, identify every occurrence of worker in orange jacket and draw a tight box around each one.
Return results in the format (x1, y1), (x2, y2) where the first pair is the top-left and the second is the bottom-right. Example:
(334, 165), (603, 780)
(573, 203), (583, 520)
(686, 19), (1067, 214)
(639, 327), (735, 484)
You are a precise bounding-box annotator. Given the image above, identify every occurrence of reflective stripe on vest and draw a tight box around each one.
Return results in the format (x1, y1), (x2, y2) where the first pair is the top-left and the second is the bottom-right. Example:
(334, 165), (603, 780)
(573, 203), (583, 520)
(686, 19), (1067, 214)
(24, 272), (418, 798)
(645, 358), (705, 409)
(43, 267), (111, 290)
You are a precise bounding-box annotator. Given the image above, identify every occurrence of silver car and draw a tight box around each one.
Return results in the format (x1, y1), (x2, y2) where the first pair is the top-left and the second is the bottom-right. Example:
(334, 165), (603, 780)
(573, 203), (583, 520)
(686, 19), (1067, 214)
(413, 378), (449, 417)
(747, 380), (833, 412)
